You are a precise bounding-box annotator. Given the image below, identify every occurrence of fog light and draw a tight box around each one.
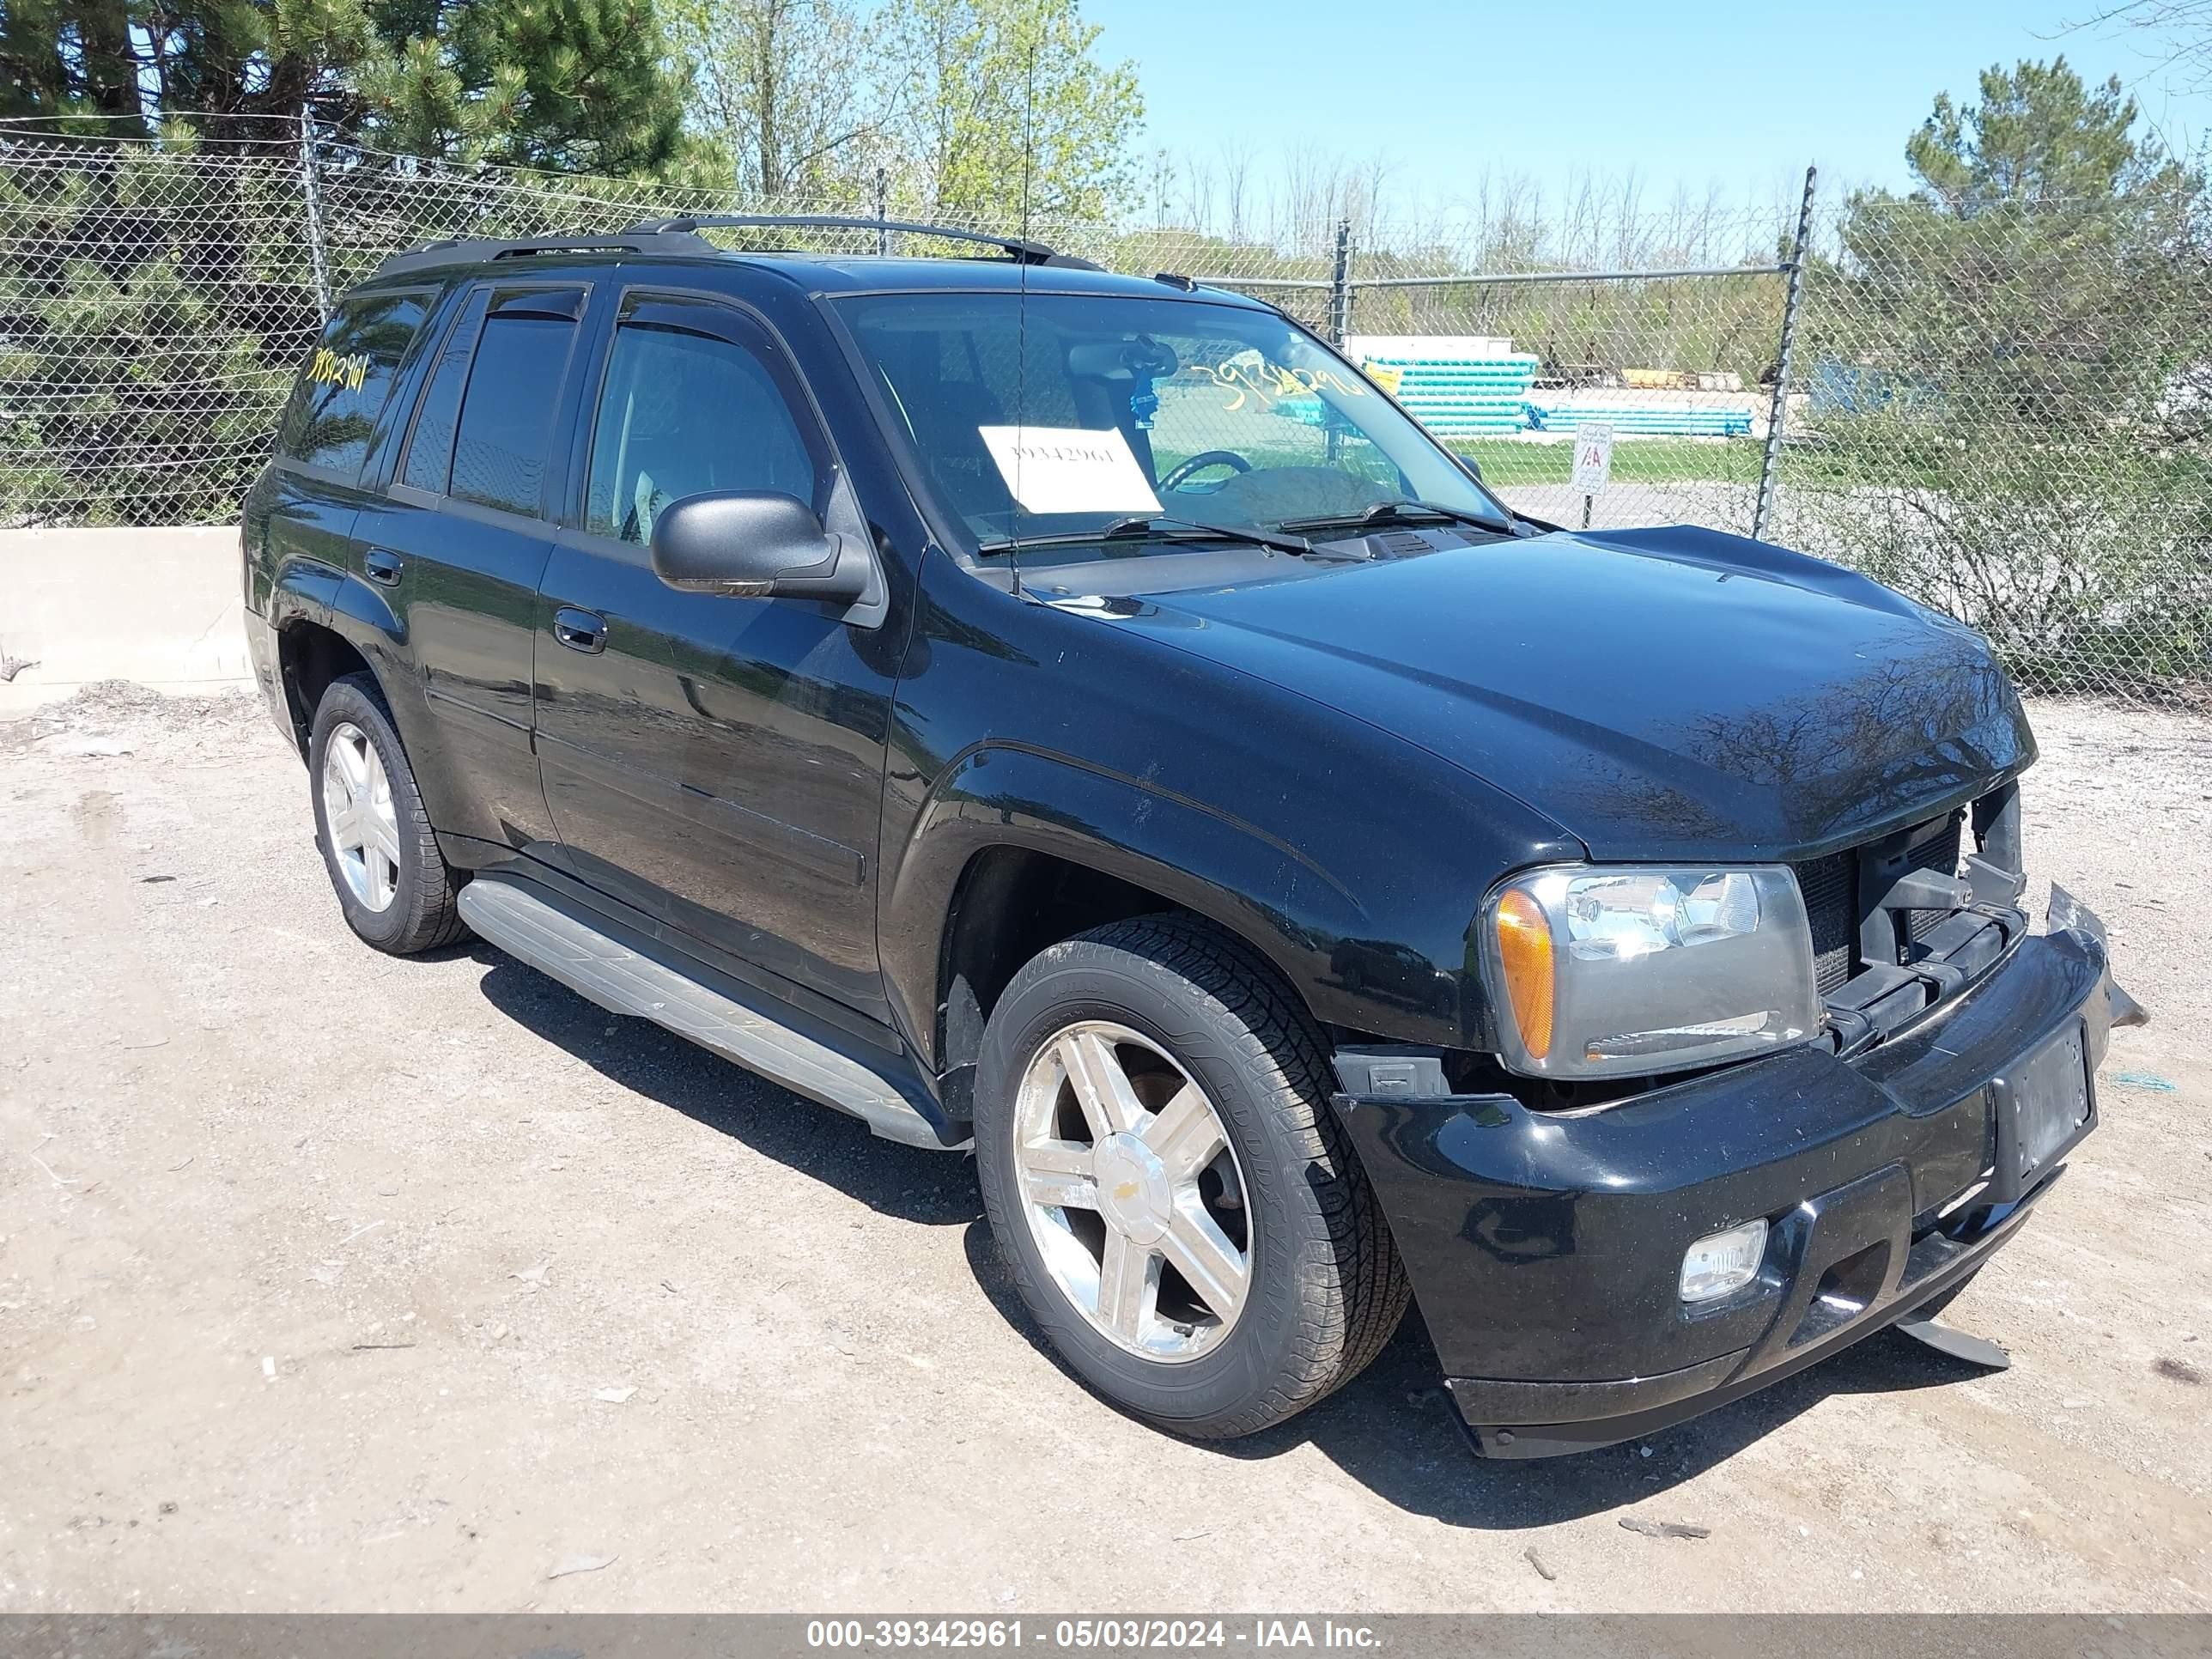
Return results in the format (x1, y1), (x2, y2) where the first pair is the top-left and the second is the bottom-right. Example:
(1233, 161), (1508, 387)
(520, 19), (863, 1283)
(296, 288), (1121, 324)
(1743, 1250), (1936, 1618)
(1680, 1218), (1767, 1304)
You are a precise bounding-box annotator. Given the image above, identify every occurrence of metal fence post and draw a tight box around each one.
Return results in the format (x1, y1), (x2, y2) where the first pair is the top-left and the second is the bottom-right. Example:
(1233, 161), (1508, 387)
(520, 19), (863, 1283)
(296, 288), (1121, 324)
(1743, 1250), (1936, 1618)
(874, 167), (890, 256)
(1328, 217), (1352, 345)
(297, 106), (332, 323)
(1752, 164), (1816, 543)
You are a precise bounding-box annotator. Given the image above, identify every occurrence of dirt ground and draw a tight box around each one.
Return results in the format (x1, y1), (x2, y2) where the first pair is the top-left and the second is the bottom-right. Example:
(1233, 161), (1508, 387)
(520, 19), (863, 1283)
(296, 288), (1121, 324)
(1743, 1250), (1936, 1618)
(2, 684), (2208, 1614)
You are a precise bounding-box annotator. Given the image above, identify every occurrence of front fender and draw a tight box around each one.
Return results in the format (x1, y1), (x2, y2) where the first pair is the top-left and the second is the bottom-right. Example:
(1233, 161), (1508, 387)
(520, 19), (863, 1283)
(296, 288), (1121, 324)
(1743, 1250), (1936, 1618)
(883, 741), (1447, 1071)
(877, 556), (1585, 1076)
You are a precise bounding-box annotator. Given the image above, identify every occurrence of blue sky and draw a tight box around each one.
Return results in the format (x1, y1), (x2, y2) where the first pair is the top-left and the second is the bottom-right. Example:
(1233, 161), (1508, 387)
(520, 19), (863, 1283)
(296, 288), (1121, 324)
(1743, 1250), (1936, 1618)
(1091, 0), (2212, 217)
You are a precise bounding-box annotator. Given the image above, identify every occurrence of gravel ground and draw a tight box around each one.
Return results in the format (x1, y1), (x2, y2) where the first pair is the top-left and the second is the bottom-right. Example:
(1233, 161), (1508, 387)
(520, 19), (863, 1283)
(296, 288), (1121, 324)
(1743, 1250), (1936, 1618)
(2, 684), (2208, 1613)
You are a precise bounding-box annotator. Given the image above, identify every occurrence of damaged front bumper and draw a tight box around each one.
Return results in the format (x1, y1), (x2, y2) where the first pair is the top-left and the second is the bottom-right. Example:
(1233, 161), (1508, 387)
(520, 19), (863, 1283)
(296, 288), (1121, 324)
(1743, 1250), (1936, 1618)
(1332, 890), (2140, 1459)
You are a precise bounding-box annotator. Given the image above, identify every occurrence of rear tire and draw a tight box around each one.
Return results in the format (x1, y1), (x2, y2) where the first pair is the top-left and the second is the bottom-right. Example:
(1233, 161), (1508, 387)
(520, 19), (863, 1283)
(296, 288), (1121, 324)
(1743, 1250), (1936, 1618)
(974, 915), (1409, 1439)
(307, 672), (469, 955)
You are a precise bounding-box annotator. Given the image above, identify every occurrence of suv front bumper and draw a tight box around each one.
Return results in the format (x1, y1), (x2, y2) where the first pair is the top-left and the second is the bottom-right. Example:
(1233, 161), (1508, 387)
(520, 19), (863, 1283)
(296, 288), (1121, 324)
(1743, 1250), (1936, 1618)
(1332, 897), (2126, 1458)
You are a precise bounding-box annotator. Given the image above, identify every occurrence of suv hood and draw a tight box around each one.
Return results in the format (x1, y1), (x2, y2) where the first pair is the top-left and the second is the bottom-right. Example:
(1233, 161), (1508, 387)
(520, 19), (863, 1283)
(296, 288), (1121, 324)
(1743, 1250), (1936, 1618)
(1109, 525), (2033, 861)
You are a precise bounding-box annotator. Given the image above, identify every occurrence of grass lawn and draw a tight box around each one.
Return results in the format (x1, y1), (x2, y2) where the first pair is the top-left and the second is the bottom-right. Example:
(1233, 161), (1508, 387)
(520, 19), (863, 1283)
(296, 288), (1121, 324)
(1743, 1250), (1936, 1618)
(1448, 436), (1763, 485)
(1152, 436), (1768, 489)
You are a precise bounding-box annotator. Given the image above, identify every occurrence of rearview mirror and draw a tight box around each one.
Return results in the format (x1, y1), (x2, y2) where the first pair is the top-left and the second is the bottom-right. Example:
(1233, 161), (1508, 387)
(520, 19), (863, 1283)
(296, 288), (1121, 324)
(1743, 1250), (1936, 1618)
(649, 491), (870, 605)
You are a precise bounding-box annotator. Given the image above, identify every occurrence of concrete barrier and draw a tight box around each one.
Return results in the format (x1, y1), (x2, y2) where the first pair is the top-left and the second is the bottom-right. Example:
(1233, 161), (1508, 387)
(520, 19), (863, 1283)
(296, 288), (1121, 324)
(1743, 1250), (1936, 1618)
(0, 526), (250, 716)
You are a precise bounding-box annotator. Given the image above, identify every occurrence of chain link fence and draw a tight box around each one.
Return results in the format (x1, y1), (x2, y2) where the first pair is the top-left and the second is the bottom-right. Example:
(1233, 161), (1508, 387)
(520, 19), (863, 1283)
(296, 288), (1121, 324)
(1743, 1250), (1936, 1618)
(1768, 183), (2212, 699)
(4, 118), (2208, 700)
(0, 116), (1329, 522)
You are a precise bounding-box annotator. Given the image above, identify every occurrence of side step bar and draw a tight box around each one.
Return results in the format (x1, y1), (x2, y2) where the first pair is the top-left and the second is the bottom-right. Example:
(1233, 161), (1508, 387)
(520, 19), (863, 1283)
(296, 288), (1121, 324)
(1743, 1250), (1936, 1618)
(458, 875), (965, 1151)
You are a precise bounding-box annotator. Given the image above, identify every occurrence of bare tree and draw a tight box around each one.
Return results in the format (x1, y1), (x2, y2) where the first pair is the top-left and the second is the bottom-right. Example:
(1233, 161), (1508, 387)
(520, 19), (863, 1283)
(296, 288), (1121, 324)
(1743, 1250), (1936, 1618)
(1276, 144), (1333, 251)
(1177, 153), (1216, 234)
(1219, 138), (1253, 244)
(871, 0), (1145, 221)
(1267, 145), (1396, 251)
(1351, 151), (1393, 239)
(2067, 2), (2212, 88)
(668, 0), (877, 197)
(1146, 145), (1176, 227)
(1608, 168), (1644, 267)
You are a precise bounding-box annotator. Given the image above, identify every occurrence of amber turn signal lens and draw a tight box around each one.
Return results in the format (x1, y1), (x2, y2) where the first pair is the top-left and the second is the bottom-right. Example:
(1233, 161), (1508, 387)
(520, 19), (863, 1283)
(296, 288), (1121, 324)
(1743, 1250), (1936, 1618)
(1493, 889), (1555, 1060)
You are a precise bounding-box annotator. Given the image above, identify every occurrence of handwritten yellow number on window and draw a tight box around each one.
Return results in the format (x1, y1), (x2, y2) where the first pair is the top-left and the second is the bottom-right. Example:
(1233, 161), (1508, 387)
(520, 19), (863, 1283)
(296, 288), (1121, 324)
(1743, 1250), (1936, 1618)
(307, 346), (370, 392)
(1195, 360), (1365, 413)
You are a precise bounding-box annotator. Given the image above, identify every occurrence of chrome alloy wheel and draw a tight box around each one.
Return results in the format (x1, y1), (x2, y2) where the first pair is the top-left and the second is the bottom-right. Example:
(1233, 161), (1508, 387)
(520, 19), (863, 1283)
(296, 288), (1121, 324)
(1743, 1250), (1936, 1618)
(319, 720), (402, 913)
(1012, 1021), (1251, 1362)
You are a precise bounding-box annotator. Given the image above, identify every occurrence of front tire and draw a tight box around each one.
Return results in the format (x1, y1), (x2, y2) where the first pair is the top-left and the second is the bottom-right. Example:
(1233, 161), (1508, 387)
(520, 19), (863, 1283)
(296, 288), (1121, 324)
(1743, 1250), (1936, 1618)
(974, 915), (1409, 1438)
(307, 672), (469, 955)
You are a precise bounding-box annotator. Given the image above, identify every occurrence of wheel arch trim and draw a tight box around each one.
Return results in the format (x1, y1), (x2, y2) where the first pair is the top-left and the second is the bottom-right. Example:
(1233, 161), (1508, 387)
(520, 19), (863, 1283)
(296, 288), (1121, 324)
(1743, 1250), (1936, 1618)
(270, 566), (429, 782)
(881, 740), (1374, 1075)
(325, 566), (407, 656)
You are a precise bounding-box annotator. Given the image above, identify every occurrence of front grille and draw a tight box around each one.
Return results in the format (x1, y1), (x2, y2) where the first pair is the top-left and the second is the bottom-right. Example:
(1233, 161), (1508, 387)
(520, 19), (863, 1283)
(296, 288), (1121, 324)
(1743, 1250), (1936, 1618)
(1791, 811), (1966, 994)
(1796, 849), (1856, 994)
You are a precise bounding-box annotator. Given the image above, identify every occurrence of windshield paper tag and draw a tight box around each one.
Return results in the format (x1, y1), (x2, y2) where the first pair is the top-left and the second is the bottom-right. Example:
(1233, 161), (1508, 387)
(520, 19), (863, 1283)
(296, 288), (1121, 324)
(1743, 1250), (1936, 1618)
(979, 425), (1164, 517)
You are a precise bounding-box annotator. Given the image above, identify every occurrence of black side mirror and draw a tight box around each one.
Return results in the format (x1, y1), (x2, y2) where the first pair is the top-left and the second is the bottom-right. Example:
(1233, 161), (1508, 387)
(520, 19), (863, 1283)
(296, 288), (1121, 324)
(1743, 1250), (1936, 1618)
(649, 490), (870, 605)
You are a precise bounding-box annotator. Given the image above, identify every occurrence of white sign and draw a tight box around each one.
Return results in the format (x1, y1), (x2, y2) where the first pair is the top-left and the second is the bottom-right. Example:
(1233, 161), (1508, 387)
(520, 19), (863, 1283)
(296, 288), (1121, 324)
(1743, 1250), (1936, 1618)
(1571, 422), (1615, 494)
(979, 425), (1164, 518)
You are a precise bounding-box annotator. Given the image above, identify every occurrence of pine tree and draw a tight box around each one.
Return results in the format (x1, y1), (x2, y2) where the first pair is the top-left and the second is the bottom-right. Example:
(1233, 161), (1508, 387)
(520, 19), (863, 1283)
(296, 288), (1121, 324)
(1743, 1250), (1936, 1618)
(1792, 59), (2212, 690)
(0, 1), (696, 528)
(459, 0), (686, 174)
(0, 2), (691, 173)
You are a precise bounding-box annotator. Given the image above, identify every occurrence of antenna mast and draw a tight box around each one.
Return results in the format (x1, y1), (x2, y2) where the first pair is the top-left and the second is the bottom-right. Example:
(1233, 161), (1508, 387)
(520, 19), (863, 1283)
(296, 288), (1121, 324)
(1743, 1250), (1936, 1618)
(1009, 45), (1038, 601)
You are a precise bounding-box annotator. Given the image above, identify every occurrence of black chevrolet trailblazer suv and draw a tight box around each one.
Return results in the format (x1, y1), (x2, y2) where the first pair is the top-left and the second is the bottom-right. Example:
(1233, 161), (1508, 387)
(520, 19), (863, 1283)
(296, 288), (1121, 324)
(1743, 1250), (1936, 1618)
(242, 215), (2140, 1457)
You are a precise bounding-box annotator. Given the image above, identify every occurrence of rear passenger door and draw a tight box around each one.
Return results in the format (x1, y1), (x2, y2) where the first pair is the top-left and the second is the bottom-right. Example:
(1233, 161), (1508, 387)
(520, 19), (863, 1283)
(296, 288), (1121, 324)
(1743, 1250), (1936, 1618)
(532, 289), (899, 1019)
(351, 282), (594, 854)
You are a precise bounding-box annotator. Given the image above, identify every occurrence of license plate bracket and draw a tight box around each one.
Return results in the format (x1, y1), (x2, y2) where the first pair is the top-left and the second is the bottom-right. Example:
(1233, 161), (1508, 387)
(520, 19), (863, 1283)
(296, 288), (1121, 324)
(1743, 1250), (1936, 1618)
(1987, 1020), (2095, 1202)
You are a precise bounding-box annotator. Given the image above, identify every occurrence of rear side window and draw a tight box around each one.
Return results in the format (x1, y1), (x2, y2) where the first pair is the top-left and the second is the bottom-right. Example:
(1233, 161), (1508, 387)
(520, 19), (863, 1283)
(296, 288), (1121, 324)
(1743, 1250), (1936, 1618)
(276, 291), (430, 477)
(445, 288), (586, 517)
(398, 289), (491, 495)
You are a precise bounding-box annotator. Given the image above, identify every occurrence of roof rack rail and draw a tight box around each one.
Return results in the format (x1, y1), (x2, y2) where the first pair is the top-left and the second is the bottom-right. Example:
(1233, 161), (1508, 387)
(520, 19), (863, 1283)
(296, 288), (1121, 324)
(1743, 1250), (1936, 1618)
(623, 213), (1102, 270)
(373, 230), (705, 280)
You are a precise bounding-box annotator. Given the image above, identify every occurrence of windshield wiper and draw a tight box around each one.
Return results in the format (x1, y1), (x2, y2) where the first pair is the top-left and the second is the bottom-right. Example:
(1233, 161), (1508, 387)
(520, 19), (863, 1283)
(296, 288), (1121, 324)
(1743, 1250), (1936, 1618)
(977, 514), (1316, 558)
(1279, 499), (1516, 536)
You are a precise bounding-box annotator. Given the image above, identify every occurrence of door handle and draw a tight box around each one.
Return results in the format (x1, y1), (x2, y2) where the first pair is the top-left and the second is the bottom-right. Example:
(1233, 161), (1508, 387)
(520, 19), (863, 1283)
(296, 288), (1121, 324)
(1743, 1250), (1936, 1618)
(552, 606), (608, 654)
(364, 547), (404, 586)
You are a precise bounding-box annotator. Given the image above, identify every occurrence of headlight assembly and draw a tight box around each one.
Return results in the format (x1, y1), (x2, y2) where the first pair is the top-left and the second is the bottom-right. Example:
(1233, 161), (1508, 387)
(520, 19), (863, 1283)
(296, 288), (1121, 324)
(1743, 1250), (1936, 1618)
(1482, 865), (1821, 1079)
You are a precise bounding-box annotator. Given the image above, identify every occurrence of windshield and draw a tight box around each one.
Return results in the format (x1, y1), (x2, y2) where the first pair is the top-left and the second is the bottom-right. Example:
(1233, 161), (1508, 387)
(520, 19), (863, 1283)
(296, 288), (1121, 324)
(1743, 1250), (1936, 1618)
(836, 289), (1511, 560)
